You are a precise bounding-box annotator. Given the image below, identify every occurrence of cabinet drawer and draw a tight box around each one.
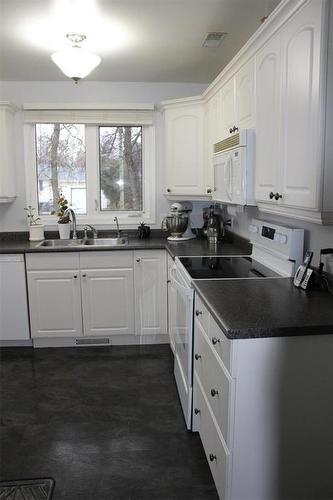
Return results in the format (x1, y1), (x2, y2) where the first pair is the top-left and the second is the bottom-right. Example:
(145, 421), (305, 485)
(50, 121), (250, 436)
(194, 322), (233, 448)
(208, 315), (233, 376)
(80, 251), (133, 269)
(194, 294), (209, 332)
(26, 252), (79, 270)
(194, 373), (229, 500)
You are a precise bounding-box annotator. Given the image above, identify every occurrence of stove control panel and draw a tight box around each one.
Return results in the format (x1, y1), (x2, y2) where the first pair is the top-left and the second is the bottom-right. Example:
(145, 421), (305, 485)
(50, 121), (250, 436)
(248, 219), (304, 267)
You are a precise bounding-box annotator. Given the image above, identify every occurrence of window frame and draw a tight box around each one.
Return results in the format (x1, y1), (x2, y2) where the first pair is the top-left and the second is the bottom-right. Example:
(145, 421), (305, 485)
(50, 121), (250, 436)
(24, 121), (156, 227)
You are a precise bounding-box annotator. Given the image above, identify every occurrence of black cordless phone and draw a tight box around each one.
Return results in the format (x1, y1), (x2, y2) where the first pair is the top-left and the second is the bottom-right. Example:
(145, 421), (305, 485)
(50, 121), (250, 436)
(294, 251), (313, 288)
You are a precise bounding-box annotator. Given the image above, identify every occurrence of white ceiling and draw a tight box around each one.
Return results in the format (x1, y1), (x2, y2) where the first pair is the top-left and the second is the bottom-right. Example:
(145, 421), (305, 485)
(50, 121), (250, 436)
(0, 0), (281, 83)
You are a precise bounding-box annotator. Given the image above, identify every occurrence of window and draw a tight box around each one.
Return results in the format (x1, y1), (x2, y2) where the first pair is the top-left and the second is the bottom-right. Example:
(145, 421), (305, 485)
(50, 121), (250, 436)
(24, 106), (155, 226)
(99, 126), (142, 212)
(35, 123), (86, 214)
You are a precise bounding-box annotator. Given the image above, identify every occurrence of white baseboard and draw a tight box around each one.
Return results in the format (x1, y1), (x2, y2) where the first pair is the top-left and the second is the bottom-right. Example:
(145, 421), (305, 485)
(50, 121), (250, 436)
(0, 340), (33, 347)
(33, 334), (170, 348)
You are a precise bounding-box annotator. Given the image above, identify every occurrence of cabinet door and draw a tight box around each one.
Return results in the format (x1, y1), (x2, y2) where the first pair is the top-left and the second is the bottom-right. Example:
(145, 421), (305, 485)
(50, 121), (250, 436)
(0, 103), (16, 201)
(167, 255), (176, 352)
(279, 0), (323, 209)
(220, 77), (236, 138)
(27, 270), (82, 338)
(255, 34), (281, 203)
(236, 58), (255, 130)
(81, 269), (134, 336)
(134, 250), (167, 336)
(164, 103), (205, 196)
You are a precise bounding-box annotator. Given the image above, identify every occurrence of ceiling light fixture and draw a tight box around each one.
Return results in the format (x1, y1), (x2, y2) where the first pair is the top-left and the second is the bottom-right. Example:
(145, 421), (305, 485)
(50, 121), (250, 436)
(51, 33), (101, 83)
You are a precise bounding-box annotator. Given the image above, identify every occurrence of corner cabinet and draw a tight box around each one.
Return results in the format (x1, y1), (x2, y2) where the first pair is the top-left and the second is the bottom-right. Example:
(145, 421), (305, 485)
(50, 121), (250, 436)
(162, 97), (211, 198)
(134, 250), (167, 337)
(0, 101), (17, 202)
(255, 0), (332, 223)
(193, 294), (333, 500)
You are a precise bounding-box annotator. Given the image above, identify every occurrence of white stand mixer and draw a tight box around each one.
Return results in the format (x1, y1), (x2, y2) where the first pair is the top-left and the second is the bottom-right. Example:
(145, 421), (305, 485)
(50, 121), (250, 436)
(162, 202), (196, 241)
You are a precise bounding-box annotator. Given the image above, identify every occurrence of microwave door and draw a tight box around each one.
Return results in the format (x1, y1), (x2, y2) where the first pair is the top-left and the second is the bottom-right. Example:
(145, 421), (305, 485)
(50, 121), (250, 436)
(213, 151), (232, 203)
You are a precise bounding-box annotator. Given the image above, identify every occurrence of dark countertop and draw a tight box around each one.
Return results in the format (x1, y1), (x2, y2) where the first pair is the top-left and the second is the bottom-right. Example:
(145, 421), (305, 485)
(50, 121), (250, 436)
(0, 234), (251, 259)
(193, 278), (333, 339)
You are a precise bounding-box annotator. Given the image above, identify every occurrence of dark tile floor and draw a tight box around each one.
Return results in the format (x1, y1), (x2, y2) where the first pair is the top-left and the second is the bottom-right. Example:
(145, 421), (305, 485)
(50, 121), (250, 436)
(0, 345), (218, 500)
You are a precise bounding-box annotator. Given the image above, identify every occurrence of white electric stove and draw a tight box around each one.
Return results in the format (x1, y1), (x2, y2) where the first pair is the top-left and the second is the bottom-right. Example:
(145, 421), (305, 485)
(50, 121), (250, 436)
(170, 219), (304, 429)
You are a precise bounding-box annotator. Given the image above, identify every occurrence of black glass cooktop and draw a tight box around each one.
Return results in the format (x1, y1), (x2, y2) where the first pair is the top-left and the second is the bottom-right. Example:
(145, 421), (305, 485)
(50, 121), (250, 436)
(178, 256), (280, 280)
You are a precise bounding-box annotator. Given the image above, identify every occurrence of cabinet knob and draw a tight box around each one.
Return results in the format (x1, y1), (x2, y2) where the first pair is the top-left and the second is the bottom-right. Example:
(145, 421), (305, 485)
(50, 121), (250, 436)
(209, 454), (217, 462)
(274, 192), (282, 200)
(211, 337), (220, 345)
(167, 279), (171, 284)
(207, 188), (212, 194)
(194, 354), (201, 360)
(269, 191), (275, 199)
(194, 408), (200, 415)
(167, 188), (171, 193)
(136, 258), (141, 263)
(232, 125), (239, 133)
(82, 274), (86, 278)
(73, 275), (78, 279)
(229, 127), (233, 134)
(210, 388), (219, 397)
(195, 310), (202, 317)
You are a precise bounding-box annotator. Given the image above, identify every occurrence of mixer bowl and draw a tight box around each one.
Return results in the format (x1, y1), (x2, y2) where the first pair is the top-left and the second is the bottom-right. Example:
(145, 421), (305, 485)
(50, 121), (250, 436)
(164, 214), (189, 237)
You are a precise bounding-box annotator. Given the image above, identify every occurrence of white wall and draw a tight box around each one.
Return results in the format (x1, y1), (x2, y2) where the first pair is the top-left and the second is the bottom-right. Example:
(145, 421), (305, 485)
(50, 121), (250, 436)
(0, 80), (208, 232)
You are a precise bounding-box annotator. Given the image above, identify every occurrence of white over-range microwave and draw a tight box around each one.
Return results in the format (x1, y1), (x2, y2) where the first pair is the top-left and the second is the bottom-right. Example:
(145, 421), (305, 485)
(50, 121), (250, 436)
(212, 129), (256, 206)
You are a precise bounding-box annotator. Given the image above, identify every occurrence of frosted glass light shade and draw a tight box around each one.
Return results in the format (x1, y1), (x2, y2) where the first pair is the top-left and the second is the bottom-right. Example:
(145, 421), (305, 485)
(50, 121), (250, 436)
(51, 47), (101, 80)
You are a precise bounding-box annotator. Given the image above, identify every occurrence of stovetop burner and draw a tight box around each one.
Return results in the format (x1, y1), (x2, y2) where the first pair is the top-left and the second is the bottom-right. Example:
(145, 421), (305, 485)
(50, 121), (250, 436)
(178, 256), (280, 280)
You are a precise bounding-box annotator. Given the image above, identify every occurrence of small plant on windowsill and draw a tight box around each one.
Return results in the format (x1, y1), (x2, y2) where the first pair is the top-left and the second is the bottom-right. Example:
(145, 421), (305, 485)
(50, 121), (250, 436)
(24, 205), (45, 241)
(51, 195), (71, 239)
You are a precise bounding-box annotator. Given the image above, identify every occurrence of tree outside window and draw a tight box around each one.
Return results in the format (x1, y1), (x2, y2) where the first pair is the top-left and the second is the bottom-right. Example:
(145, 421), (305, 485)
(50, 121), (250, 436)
(99, 126), (143, 211)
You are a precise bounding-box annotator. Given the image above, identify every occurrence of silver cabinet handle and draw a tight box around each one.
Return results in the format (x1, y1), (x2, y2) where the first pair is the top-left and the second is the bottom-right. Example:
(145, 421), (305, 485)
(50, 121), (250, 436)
(209, 454), (217, 462)
(136, 258), (141, 263)
(194, 408), (200, 415)
(195, 310), (202, 317)
(212, 337), (220, 345)
(73, 275), (78, 279)
(210, 389), (219, 397)
(194, 354), (201, 360)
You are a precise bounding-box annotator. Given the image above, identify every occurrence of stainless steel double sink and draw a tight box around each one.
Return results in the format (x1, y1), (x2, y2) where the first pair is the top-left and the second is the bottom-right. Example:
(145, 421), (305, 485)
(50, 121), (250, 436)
(36, 237), (128, 248)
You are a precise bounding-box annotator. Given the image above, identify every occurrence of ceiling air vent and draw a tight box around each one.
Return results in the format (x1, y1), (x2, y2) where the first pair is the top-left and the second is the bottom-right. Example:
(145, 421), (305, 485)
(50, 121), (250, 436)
(202, 32), (228, 48)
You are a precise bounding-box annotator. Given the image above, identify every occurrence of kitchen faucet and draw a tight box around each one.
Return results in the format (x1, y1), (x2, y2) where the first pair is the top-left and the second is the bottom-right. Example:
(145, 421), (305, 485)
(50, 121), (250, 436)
(64, 208), (77, 240)
(83, 224), (98, 239)
(114, 216), (121, 238)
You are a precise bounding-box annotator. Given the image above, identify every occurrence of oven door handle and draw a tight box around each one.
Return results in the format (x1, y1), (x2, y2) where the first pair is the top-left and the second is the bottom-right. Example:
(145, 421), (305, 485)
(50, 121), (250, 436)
(170, 267), (193, 297)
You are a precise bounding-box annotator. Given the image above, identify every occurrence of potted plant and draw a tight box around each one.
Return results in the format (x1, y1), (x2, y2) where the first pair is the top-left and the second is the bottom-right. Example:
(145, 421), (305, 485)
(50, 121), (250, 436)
(24, 205), (45, 241)
(51, 195), (71, 239)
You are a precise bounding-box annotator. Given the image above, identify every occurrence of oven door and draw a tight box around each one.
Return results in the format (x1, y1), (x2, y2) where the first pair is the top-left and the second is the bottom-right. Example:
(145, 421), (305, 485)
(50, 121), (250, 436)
(170, 265), (194, 430)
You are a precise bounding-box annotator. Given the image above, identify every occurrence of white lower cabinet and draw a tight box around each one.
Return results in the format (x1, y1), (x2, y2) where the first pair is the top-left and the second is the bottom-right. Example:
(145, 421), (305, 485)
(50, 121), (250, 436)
(134, 250), (167, 336)
(167, 253), (176, 352)
(193, 294), (333, 500)
(81, 268), (134, 337)
(27, 270), (83, 338)
(26, 250), (167, 343)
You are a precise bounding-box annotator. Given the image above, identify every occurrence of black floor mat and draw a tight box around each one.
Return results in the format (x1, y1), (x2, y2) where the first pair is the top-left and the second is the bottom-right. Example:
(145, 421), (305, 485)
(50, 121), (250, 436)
(0, 478), (54, 499)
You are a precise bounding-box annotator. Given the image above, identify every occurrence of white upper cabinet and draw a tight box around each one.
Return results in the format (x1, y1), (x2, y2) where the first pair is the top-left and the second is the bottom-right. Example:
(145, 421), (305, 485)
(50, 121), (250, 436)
(0, 102), (17, 202)
(163, 98), (210, 198)
(255, 0), (330, 222)
(279, 0), (322, 210)
(220, 77), (237, 138)
(235, 58), (256, 131)
(255, 34), (282, 203)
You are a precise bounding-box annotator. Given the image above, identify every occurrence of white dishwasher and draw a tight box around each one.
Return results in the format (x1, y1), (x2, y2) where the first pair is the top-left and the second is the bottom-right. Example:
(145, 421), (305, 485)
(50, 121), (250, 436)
(0, 254), (30, 343)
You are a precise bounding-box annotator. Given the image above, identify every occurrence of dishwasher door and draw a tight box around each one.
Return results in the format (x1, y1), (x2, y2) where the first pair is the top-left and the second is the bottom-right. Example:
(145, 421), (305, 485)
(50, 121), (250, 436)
(170, 264), (194, 430)
(0, 254), (30, 341)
